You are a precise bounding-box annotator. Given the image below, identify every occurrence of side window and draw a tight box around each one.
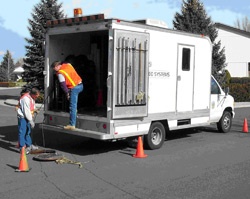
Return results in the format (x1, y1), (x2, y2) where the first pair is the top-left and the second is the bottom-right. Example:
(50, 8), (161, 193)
(211, 77), (221, 94)
(182, 48), (191, 71)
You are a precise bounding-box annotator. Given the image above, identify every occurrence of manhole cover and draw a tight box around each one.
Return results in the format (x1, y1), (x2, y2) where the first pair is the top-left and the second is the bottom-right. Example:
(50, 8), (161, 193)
(33, 153), (63, 161)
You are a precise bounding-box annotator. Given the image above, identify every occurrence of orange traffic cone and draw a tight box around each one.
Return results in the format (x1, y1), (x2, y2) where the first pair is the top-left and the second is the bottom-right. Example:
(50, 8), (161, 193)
(133, 136), (147, 158)
(15, 147), (30, 172)
(242, 118), (249, 133)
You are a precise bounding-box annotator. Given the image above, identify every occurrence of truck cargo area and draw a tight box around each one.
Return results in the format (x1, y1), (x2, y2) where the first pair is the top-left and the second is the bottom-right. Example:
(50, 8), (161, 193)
(48, 30), (109, 117)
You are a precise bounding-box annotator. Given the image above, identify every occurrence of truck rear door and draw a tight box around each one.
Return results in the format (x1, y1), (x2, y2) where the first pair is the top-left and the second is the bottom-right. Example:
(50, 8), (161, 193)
(112, 30), (149, 119)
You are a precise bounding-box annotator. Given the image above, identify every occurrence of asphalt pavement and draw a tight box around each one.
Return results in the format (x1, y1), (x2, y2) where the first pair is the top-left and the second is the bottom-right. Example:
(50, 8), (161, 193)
(1, 87), (250, 199)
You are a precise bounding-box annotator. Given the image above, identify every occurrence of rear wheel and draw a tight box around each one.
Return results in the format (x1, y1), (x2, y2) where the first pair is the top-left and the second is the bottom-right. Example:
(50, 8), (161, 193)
(217, 111), (232, 133)
(144, 122), (166, 150)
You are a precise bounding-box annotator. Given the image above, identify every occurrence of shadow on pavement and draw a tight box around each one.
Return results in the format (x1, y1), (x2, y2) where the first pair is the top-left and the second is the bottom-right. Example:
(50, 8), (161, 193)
(1, 121), (244, 156)
(0, 123), (130, 156)
(32, 123), (129, 156)
(0, 126), (20, 153)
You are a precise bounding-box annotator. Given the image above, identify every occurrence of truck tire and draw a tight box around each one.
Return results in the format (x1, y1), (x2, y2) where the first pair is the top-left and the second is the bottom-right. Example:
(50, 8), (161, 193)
(144, 122), (166, 150)
(217, 111), (232, 133)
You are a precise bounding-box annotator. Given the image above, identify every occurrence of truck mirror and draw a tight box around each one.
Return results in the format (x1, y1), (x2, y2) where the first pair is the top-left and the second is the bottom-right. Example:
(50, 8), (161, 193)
(225, 87), (229, 95)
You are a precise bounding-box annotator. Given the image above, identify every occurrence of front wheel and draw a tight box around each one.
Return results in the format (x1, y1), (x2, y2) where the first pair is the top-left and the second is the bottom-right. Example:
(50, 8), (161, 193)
(144, 122), (166, 150)
(217, 111), (232, 133)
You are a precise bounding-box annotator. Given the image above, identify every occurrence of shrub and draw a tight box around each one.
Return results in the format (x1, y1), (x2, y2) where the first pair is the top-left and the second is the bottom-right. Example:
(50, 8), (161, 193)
(229, 83), (250, 102)
(224, 70), (231, 85)
(36, 92), (44, 104)
(230, 77), (250, 84)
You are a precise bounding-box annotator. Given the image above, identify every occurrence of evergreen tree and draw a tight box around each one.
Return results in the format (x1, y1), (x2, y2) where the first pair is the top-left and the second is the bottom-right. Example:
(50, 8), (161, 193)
(0, 50), (15, 82)
(23, 0), (65, 91)
(173, 0), (226, 84)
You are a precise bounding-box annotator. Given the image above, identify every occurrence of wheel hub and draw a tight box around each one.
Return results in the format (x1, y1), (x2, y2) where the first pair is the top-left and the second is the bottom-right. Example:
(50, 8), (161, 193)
(152, 128), (162, 145)
(223, 116), (230, 129)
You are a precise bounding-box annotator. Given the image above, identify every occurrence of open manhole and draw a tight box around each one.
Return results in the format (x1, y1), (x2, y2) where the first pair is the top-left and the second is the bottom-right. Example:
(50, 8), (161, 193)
(33, 152), (63, 161)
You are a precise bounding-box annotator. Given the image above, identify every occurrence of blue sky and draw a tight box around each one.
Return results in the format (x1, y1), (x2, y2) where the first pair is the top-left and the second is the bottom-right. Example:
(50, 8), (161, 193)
(0, 0), (250, 61)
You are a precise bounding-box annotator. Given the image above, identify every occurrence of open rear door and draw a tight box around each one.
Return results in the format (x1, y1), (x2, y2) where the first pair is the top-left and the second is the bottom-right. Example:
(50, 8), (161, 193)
(112, 30), (149, 119)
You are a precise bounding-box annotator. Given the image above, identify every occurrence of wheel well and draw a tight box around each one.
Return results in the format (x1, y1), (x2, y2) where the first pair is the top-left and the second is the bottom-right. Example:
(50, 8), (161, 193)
(151, 120), (169, 134)
(224, 107), (233, 116)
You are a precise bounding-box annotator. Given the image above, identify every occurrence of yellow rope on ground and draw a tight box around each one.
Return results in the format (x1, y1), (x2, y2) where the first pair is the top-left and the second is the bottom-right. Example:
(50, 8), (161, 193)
(55, 156), (83, 168)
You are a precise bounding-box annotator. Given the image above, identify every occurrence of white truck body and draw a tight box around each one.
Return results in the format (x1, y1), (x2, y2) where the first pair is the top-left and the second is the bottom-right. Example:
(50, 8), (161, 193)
(40, 14), (235, 149)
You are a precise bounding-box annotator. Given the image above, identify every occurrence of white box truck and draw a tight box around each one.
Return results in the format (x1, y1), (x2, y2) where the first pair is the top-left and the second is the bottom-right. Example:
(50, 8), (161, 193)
(40, 11), (235, 149)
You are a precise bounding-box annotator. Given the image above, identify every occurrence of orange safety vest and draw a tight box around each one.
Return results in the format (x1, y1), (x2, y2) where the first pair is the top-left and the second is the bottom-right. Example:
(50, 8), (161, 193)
(16, 93), (35, 116)
(57, 63), (82, 89)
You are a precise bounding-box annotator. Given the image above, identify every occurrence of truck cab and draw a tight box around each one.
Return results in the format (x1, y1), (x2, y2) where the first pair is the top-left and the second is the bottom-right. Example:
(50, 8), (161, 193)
(210, 76), (235, 132)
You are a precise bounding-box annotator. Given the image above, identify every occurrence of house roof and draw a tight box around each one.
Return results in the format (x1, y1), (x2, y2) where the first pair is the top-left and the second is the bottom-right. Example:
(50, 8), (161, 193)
(215, 23), (250, 38)
(13, 66), (24, 73)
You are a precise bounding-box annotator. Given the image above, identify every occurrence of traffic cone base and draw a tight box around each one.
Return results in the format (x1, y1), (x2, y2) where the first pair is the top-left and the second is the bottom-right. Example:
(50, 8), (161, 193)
(242, 118), (249, 133)
(15, 168), (30, 172)
(15, 147), (30, 172)
(133, 136), (147, 158)
(133, 153), (148, 158)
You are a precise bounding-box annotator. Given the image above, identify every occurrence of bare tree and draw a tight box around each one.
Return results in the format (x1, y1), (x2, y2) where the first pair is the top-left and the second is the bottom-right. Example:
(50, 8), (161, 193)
(15, 58), (24, 68)
(235, 16), (250, 31)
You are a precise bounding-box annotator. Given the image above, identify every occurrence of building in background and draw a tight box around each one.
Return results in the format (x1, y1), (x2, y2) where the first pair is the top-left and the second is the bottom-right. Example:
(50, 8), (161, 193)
(13, 65), (24, 81)
(215, 23), (250, 77)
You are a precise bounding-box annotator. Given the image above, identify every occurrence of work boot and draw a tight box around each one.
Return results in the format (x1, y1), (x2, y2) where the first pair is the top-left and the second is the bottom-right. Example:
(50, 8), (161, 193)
(64, 125), (76, 130)
(31, 144), (39, 150)
(25, 146), (31, 155)
(25, 145), (39, 155)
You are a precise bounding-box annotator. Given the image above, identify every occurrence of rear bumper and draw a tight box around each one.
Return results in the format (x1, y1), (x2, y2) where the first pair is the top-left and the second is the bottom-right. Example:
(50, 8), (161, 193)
(39, 124), (112, 140)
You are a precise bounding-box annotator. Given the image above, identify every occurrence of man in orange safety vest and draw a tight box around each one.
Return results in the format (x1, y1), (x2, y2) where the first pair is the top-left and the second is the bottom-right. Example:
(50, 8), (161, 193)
(51, 61), (83, 130)
(16, 88), (40, 154)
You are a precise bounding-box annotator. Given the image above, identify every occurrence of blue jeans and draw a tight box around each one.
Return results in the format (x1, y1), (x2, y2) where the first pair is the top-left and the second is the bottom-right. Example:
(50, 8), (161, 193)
(18, 117), (32, 149)
(69, 83), (83, 126)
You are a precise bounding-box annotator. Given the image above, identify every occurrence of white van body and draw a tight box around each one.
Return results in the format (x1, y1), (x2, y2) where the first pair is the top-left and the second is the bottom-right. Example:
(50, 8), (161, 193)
(40, 14), (235, 149)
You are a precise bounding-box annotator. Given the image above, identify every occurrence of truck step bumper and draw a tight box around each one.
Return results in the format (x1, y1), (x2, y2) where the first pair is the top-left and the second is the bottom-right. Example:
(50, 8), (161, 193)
(39, 124), (112, 140)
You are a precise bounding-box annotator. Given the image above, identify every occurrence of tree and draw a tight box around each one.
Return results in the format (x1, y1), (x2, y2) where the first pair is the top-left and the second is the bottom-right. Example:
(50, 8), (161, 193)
(0, 50), (15, 82)
(23, 0), (65, 91)
(235, 16), (250, 32)
(15, 58), (24, 68)
(173, 0), (226, 84)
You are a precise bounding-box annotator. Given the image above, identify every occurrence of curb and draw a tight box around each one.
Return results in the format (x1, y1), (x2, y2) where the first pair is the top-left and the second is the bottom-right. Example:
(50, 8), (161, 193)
(235, 102), (250, 108)
(4, 100), (17, 107)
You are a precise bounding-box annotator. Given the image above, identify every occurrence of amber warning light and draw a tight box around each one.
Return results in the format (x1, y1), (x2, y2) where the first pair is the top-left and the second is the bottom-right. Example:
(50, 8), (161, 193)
(74, 8), (83, 17)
